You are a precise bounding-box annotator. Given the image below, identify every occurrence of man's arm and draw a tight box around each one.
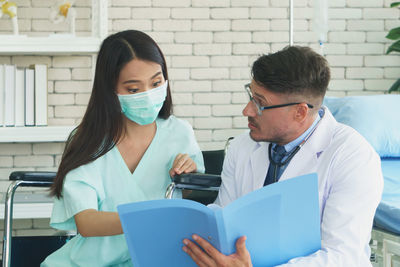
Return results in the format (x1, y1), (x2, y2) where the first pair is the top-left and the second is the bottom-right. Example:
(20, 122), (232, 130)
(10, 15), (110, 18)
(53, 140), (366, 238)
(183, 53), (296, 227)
(214, 135), (241, 207)
(278, 146), (383, 266)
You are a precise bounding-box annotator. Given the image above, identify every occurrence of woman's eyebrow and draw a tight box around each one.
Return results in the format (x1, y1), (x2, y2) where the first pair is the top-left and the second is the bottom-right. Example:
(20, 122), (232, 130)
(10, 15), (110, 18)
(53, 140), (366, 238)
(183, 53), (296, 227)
(150, 71), (162, 80)
(122, 79), (140, 84)
(122, 71), (162, 85)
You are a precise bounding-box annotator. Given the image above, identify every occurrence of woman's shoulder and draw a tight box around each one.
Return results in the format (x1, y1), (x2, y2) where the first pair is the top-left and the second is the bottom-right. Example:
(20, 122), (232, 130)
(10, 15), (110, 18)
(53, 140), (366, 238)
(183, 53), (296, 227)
(157, 115), (194, 132)
(64, 146), (116, 183)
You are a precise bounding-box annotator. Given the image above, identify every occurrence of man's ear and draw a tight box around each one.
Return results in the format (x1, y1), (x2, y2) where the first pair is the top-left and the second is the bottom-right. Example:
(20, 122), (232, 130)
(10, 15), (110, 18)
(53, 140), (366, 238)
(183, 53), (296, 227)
(293, 103), (309, 123)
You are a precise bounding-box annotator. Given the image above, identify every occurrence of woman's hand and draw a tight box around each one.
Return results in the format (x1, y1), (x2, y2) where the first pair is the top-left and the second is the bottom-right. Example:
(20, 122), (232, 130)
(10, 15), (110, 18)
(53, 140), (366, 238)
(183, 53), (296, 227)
(169, 153), (197, 177)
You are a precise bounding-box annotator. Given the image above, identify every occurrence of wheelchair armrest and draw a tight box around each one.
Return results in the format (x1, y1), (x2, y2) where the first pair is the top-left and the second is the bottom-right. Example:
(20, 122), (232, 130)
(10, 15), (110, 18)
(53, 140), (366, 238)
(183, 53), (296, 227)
(172, 173), (221, 187)
(9, 171), (56, 183)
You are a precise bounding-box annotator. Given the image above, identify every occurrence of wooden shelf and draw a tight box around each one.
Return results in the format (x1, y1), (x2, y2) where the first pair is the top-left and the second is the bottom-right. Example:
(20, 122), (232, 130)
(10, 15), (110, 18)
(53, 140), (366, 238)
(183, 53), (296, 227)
(0, 0), (108, 55)
(0, 193), (53, 219)
(0, 126), (75, 143)
(0, 202), (53, 219)
(0, 36), (102, 55)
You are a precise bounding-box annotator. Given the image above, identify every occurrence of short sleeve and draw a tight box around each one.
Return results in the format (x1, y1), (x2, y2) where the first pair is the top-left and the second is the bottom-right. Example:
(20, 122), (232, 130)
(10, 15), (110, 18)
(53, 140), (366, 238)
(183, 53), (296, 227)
(50, 167), (99, 231)
(63, 179), (98, 218)
(180, 119), (205, 173)
(188, 135), (205, 174)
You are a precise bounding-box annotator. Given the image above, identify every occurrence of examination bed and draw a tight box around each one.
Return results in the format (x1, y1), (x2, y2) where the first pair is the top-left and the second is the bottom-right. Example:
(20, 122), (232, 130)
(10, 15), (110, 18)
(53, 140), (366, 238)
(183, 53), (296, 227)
(371, 157), (400, 267)
(375, 158), (400, 235)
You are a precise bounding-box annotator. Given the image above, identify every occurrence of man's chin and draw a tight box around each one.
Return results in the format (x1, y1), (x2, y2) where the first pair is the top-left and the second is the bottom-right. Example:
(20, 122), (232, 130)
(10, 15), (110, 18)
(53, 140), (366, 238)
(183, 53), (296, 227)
(249, 129), (272, 143)
(248, 130), (263, 142)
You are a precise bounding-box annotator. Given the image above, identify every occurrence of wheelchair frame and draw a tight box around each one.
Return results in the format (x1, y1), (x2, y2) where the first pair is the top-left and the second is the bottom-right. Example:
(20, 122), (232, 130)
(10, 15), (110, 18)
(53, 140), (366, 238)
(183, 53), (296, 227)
(2, 172), (56, 267)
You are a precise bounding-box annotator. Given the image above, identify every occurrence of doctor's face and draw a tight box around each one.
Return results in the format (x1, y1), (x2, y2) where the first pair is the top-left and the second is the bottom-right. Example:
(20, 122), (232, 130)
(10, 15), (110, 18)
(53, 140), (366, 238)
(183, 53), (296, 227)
(242, 80), (297, 145)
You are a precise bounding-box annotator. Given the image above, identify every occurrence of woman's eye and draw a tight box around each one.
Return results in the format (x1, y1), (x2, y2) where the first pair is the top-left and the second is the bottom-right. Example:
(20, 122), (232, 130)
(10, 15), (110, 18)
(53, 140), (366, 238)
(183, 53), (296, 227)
(127, 88), (139, 93)
(153, 81), (161, 87)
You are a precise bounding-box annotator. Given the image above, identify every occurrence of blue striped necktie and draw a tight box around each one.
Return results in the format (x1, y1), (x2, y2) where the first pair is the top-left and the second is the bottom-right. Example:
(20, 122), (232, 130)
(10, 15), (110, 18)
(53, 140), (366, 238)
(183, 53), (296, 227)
(264, 145), (286, 186)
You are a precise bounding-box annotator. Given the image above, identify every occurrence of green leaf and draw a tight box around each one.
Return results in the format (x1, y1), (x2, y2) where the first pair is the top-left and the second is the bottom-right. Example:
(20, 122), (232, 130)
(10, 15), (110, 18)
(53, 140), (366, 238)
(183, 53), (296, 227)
(390, 2), (400, 7)
(386, 40), (400, 54)
(386, 27), (400, 40)
(388, 79), (400, 93)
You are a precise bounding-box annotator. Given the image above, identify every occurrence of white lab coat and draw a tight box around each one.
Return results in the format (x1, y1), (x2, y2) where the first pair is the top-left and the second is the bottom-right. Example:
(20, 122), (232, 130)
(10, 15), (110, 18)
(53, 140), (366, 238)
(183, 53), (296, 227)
(215, 107), (383, 267)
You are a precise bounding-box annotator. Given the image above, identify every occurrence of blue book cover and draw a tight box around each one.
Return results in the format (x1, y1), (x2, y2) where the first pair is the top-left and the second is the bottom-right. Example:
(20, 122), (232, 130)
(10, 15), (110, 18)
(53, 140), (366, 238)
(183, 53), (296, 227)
(117, 173), (321, 267)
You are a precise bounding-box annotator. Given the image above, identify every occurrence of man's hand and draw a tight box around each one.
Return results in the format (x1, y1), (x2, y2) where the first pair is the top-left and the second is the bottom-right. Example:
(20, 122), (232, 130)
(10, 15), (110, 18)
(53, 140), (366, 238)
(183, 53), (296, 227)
(183, 234), (253, 267)
(169, 153), (197, 177)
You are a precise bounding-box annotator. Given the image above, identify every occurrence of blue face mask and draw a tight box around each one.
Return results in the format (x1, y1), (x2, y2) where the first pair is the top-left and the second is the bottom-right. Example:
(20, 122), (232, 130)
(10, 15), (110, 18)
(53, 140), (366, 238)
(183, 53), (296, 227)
(118, 81), (168, 125)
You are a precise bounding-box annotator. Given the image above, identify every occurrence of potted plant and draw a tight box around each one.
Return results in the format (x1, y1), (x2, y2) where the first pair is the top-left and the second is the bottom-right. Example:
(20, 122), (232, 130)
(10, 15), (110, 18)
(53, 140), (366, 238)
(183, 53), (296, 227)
(386, 2), (400, 93)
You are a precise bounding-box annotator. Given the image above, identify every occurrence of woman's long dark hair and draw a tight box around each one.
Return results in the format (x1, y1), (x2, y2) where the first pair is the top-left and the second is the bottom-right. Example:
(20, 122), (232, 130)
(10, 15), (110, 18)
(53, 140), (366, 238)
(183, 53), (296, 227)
(51, 30), (172, 198)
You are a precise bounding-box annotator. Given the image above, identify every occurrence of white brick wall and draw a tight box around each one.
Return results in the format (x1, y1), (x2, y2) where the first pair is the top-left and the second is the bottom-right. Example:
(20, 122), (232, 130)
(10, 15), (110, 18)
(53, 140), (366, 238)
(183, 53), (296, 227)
(0, 0), (399, 237)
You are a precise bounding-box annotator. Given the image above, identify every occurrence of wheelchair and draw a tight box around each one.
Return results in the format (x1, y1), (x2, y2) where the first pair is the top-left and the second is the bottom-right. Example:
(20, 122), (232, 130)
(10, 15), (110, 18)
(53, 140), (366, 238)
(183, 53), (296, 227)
(1, 149), (225, 267)
(1, 172), (73, 267)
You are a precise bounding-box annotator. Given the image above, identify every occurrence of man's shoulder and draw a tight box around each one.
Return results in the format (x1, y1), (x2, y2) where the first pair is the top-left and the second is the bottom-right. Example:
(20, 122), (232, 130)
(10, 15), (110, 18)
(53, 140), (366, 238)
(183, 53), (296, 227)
(230, 131), (254, 146)
(319, 109), (377, 157)
(333, 122), (376, 153)
(228, 131), (263, 155)
(323, 122), (380, 169)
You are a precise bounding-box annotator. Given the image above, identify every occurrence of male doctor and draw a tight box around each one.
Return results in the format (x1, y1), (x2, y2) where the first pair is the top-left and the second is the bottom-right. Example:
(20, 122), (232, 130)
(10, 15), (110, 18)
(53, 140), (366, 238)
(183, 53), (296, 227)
(182, 46), (383, 266)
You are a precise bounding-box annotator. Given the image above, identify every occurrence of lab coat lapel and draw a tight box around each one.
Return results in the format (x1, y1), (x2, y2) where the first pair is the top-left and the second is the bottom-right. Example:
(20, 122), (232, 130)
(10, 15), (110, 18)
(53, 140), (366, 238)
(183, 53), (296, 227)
(250, 141), (270, 190)
(280, 107), (337, 182)
(280, 144), (318, 181)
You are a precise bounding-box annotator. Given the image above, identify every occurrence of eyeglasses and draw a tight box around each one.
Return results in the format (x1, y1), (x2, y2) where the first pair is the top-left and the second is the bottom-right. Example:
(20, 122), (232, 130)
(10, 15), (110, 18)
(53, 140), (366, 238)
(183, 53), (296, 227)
(244, 83), (314, 116)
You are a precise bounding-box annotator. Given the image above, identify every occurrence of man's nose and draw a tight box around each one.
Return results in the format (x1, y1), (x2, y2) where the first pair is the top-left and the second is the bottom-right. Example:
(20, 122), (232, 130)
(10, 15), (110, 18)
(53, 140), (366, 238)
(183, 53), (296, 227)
(243, 101), (257, 117)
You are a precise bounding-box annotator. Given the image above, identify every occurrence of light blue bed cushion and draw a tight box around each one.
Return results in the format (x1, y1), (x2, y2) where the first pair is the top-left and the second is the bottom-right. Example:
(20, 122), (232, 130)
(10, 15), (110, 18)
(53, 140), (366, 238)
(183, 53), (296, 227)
(323, 95), (400, 157)
(374, 158), (400, 234)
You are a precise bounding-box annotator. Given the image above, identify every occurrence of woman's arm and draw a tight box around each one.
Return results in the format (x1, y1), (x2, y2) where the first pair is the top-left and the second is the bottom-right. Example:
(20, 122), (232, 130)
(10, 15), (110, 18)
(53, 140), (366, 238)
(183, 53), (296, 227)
(74, 209), (123, 237)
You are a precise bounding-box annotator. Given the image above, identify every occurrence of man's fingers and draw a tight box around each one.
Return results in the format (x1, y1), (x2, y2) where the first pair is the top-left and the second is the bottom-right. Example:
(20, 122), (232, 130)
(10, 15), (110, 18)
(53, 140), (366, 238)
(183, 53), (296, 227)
(192, 235), (226, 264)
(182, 244), (201, 265)
(183, 238), (216, 267)
(235, 236), (248, 256)
(183, 246), (209, 267)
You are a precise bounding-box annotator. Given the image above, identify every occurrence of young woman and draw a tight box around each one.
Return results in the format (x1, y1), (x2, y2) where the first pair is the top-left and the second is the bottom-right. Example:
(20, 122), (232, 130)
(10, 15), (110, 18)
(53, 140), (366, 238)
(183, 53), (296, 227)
(41, 30), (204, 267)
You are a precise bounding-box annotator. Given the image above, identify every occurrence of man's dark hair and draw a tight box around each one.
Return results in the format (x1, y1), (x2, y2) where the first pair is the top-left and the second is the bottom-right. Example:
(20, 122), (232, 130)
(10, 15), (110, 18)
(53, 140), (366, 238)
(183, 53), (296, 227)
(252, 46), (330, 102)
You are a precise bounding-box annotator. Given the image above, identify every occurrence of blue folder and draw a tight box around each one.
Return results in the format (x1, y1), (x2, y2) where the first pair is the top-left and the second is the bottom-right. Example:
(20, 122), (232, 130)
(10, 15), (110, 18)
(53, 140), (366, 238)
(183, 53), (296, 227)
(118, 173), (321, 267)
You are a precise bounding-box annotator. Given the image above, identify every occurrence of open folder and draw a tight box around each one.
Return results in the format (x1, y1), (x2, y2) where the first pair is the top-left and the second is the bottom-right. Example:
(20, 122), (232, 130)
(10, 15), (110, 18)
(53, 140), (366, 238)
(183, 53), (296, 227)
(118, 173), (321, 267)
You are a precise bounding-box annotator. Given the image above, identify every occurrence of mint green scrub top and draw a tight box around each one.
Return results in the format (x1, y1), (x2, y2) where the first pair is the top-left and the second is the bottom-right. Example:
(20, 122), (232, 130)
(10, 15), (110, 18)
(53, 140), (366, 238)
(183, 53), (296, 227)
(41, 116), (204, 267)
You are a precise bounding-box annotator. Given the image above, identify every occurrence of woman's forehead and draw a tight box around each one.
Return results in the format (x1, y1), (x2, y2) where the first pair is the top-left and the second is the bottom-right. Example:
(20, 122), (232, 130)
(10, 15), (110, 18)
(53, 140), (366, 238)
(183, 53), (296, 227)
(119, 59), (162, 81)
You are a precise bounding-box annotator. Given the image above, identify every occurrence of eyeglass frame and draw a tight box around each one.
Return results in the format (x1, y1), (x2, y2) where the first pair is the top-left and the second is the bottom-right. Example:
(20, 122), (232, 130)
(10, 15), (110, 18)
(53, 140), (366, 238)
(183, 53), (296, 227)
(244, 83), (314, 116)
